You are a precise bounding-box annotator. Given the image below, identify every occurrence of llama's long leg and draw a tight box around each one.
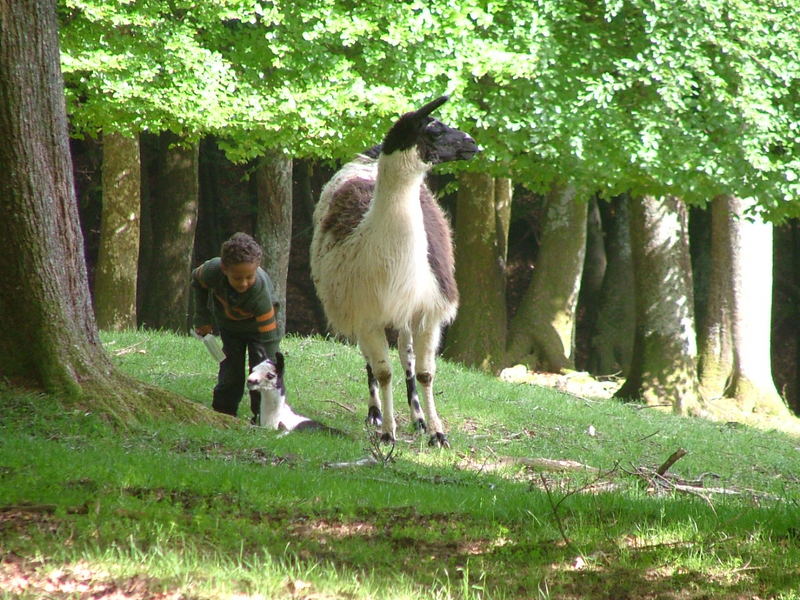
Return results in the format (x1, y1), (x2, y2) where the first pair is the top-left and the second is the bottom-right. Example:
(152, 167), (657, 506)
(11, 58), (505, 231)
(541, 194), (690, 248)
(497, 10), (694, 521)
(413, 322), (448, 448)
(358, 330), (395, 443)
(365, 363), (382, 426)
(397, 329), (425, 431)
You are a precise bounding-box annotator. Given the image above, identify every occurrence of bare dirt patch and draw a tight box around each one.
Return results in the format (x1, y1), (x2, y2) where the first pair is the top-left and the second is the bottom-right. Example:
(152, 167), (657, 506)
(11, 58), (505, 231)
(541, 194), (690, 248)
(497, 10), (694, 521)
(0, 554), (182, 600)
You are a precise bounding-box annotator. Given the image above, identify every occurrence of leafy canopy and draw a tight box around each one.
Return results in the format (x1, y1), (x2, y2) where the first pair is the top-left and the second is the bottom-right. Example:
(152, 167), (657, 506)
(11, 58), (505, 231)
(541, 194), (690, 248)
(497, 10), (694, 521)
(58, 0), (800, 215)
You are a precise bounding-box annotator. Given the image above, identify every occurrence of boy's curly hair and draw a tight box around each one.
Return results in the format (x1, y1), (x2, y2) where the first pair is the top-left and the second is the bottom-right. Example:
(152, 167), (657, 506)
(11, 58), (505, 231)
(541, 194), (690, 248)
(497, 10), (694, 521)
(221, 232), (263, 266)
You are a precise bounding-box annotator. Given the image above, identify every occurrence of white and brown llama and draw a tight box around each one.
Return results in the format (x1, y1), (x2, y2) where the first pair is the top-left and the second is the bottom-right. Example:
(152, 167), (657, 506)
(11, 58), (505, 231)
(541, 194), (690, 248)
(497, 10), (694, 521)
(310, 95), (479, 447)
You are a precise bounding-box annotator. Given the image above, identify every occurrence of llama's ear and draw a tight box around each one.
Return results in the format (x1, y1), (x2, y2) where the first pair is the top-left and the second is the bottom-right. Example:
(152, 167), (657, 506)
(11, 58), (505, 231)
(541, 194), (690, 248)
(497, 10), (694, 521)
(413, 95), (449, 120)
(275, 352), (284, 376)
(382, 96), (450, 155)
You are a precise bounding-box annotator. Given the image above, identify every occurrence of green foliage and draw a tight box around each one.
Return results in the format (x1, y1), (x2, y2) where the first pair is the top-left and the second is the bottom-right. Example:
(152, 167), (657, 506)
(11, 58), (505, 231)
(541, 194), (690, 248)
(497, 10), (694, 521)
(58, 0), (800, 213)
(1, 331), (800, 597)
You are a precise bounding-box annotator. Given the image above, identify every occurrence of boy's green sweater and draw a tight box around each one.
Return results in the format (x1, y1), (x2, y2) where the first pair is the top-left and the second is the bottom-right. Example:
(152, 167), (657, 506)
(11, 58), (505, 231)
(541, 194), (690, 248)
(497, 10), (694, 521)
(191, 258), (280, 343)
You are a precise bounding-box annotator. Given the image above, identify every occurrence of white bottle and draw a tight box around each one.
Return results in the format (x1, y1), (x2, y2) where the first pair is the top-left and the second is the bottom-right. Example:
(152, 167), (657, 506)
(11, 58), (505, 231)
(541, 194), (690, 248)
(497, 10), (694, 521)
(192, 331), (226, 363)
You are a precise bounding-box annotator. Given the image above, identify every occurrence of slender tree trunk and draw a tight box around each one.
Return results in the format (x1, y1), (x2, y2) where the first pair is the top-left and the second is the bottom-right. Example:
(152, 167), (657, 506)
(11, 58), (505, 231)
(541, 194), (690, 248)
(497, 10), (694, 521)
(589, 196), (635, 376)
(495, 177), (513, 267)
(616, 196), (702, 415)
(443, 173), (510, 372)
(697, 196), (734, 400)
(0, 0), (223, 425)
(94, 131), (140, 330)
(726, 196), (789, 416)
(507, 182), (587, 371)
(577, 196), (607, 371)
(138, 133), (199, 331)
(254, 150), (292, 336)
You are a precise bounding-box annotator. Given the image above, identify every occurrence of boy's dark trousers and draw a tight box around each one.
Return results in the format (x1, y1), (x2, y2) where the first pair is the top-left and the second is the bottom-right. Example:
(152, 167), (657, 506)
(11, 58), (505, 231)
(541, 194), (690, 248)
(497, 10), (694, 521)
(212, 330), (278, 418)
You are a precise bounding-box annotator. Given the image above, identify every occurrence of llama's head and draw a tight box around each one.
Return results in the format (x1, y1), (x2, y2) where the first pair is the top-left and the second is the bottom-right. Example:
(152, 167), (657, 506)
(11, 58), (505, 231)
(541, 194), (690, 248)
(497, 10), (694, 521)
(381, 96), (479, 166)
(246, 352), (285, 394)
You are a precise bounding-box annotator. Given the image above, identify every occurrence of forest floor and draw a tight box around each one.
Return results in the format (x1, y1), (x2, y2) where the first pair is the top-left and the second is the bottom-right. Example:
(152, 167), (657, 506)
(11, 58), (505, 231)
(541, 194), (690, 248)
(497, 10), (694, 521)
(501, 365), (800, 436)
(1, 331), (799, 599)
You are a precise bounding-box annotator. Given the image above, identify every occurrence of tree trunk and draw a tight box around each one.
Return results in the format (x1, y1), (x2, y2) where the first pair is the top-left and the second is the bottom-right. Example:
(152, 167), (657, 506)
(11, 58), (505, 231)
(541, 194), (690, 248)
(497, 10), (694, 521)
(616, 196), (702, 415)
(589, 196), (635, 376)
(495, 177), (513, 267)
(697, 196), (734, 400)
(726, 196), (789, 416)
(0, 0), (224, 426)
(577, 196), (608, 371)
(138, 133), (199, 332)
(507, 182), (587, 371)
(94, 131), (141, 330)
(443, 173), (510, 372)
(254, 150), (292, 336)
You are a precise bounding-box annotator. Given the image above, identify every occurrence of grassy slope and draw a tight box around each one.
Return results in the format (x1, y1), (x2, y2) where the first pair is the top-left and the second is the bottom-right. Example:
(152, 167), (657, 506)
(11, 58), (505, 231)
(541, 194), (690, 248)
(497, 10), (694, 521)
(1, 330), (799, 599)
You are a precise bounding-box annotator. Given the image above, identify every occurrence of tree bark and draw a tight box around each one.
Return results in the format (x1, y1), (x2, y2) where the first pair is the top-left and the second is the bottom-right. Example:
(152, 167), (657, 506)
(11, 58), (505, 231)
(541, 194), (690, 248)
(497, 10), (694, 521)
(725, 196), (789, 416)
(507, 182), (587, 371)
(0, 0), (224, 426)
(138, 133), (199, 332)
(94, 131), (141, 330)
(577, 196), (608, 371)
(0, 0), (104, 395)
(254, 150), (292, 336)
(443, 172), (510, 372)
(697, 196), (734, 400)
(589, 196), (635, 376)
(616, 196), (702, 415)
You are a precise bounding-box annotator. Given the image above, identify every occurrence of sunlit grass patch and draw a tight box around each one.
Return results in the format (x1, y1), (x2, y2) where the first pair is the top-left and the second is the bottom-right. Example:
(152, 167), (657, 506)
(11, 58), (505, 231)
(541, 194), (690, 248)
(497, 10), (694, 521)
(1, 330), (799, 599)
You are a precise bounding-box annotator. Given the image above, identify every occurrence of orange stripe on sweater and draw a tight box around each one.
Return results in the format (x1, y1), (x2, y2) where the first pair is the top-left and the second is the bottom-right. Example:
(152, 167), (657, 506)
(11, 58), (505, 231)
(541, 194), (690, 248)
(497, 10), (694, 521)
(258, 321), (278, 333)
(256, 307), (275, 322)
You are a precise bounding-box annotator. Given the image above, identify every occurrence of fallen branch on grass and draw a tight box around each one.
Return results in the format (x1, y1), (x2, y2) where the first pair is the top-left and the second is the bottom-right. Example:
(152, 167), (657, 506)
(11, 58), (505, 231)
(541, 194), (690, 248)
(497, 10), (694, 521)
(110, 341), (146, 357)
(458, 454), (599, 475)
(626, 448), (780, 503)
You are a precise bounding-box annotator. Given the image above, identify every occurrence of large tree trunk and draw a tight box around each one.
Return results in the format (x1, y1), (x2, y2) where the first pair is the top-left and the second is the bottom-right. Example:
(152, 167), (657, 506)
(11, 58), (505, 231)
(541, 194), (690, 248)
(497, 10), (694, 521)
(589, 196), (635, 376)
(138, 133), (199, 332)
(726, 196), (789, 416)
(507, 182), (587, 371)
(0, 0), (222, 426)
(616, 196), (702, 415)
(94, 131), (141, 330)
(697, 196), (734, 400)
(443, 173), (511, 372)
(254, 150), (292, 335)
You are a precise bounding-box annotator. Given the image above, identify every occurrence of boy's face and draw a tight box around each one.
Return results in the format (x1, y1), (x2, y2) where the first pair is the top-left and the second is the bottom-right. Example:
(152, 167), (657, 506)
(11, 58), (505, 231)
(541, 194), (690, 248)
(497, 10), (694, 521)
(221, 261), (259, 293)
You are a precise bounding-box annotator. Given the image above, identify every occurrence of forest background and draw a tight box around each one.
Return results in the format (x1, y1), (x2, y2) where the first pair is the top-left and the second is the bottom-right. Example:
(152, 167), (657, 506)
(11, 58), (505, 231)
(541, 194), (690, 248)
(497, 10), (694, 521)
(4, 0), (800, 425)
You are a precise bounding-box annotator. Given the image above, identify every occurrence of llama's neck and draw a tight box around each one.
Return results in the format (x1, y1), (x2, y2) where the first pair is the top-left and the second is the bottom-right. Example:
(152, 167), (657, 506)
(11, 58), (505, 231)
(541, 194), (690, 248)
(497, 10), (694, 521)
(369, 150), (427, 223)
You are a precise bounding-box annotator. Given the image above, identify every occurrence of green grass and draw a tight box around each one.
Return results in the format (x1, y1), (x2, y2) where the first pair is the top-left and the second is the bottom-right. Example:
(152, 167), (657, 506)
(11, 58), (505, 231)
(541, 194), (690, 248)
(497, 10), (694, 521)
(1, 330), (799, 599)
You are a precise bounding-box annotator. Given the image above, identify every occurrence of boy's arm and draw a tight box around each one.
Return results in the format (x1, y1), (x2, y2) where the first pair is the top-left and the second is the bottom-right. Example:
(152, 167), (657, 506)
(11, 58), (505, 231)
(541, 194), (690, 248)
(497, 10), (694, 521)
(191, 265), (214, 332)
(252, 273), (280, 343)
(254, 302), (279, 343)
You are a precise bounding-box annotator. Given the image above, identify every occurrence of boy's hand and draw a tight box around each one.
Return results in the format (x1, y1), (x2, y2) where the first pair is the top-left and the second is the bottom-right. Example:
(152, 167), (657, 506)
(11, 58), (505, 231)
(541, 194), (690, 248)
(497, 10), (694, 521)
(195, 325), (213, 336)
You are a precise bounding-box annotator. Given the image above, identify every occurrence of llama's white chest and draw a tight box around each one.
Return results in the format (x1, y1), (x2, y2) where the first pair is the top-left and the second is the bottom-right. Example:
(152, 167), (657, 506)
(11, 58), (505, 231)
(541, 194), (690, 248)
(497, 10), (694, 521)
(311, 152), (452, 335)
(258, 388), (285, 429)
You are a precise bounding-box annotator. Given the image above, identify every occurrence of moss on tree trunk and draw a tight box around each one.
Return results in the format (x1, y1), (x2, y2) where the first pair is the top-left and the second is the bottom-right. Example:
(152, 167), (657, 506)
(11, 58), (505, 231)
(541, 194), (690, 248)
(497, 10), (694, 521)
(506, 182), (587, 372)
(443, 172), (510, 372)
(255, 150), (293, 336)
(95, 131), (141, 331)
(615, 196), (702, 415)
(697, 196), (734, 400)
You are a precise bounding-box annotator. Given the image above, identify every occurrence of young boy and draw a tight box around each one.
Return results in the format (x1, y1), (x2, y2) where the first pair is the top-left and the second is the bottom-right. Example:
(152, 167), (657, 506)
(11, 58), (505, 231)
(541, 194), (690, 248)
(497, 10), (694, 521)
(191, 232), (281, 421)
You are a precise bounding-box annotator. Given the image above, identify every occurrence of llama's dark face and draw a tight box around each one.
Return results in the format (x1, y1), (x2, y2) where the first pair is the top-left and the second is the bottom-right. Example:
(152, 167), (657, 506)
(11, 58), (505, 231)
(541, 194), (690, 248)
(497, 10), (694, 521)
(381, 95), (479, 165)
(246, 353), (285, 394)
(417, 117), (479, 165)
